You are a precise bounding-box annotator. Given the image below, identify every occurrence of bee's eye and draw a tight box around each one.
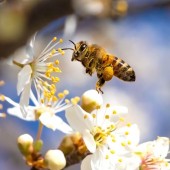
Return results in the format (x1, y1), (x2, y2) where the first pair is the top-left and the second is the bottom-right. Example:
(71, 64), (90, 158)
(80, 44), (87, 52)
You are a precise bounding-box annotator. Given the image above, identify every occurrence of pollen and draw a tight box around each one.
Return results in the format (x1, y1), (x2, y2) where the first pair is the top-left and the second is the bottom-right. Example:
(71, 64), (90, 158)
(110, 124), (115, 130)
(0, 104), (3, 110)
(51, 76), (60, 83)
(58, 93), (65, 99)
(112, 138), (116, 143)
(58, 48), (62, 53)
(119, 117), (125, 122)
(121, 142), (126, 147)
(106, 103), (110, 108)
(84, 114), (88, 119)
(105, 114), (110, 119)
(53, 67), (61, 72)
(110, 150), (115, 154)
(127, 140), (131, 145)
(71, 97), (80, 105)
(51, 49), (56, 55)
(61, 51), (65, 55)
(52, 36), (57, 42)
(55, 60), (60, 65)
(63, 90), (69, 95)
(125, 131), (129, 135)
(0, 95), (5, 101)
(41, 98), (44, 104)
(112, 110), (117, 114)
(74, 97), (80, 103)
(92, 113), (96, 118)
(45, 71), (51, 78)
(105, 155), (109, 160)
(118, 158), (123, 163)
(96, 105), (101, 110)
(126, 123), (132, 127)
(65, 99), (70, 104)
(59, 38), (63, 43)
(52, 96), (58, 102)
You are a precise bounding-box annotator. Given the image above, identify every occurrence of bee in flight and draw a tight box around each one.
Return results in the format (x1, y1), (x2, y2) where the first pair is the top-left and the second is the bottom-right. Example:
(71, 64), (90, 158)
(63, 40), (135, 93)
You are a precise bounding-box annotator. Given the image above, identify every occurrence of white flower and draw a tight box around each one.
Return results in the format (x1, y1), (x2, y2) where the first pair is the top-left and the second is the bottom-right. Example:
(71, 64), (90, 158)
(66, 103), (140, 170)
(134, 137), (170, 170)
(13, 34), (64, 110)
(5, 89), (79, 133)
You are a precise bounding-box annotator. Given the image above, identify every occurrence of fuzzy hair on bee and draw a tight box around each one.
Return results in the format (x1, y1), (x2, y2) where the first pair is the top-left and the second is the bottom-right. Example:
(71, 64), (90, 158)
(62, 40), (136, 93)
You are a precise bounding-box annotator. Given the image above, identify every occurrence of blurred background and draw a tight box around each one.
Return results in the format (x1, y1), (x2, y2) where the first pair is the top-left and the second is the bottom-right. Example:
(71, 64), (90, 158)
(0, 0), (170, 169)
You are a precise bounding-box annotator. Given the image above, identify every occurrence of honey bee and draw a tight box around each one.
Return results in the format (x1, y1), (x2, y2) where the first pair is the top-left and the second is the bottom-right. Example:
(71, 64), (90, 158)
(63, 40), (135, 93)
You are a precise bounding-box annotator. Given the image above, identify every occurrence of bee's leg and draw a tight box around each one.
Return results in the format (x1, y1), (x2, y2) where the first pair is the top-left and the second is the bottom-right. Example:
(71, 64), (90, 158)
(86, 68), (93, 76)
(96, 73), (105, 94)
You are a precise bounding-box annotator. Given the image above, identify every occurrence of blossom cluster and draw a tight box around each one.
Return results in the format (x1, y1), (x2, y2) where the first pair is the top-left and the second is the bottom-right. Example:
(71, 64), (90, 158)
(1, 35), (170, 170)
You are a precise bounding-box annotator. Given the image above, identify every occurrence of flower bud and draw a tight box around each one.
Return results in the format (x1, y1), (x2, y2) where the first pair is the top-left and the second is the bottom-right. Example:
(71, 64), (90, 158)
(17, 134), (33, 156)
(33, 140), (43, 153)
(45, 150), (66, 170)
(81, 89), (103, 112)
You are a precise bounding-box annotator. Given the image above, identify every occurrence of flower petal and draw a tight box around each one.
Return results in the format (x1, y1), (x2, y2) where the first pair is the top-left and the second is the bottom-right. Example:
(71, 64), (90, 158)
(20, 81), (31, 107)
(83, 129), (96, 153)
(153, 137), (169, 158)
(38, 112), (70, 133)
(17, 65), (32, 95)
(39, 114), (73, 133)
(65, 105), (93, 133)
(7, 106), (35, 121)
(81, 155), (93, 170)
(13, 47), (33, 64)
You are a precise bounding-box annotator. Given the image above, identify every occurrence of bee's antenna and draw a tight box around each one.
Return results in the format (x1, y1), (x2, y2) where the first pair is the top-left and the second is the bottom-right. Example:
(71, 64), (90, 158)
(62, 48), (74, 51)
(69, 40), (77, 50)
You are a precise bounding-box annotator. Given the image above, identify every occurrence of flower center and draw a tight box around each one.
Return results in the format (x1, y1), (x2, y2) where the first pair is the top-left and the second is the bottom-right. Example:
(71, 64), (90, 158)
(35, 106), (54, 119)
(140, 154), (167, 170)
(92, 125), (116, 147)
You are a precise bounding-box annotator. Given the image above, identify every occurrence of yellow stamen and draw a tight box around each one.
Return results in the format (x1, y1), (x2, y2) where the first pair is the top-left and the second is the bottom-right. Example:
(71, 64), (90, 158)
(118, 158), (123, 163)
(84, 114), (88, 119)
(92, 113), (96, 118)
(105, 115), (110, 119)
(52, 96), (58, 102)
(65, 99), (70, 104)
(0, 95), (5, 101)
(52, 37), (57, 42)
(106, 103), (110, 108)
(63, 90), (69, 95)
(121, 142), (126, 147)
(59, 38), (63, 43)
(58, 93), (65, 99)
(112, 110), (117, 114)
(126, 123), (131, 127)
(110, 150), (115, 154)
(125, 131), (129, 135)
(51, 49), (56, 55)
(119, 117), (124, 122)
(55, 60), (60, 65)
(105, 155), (109, 159)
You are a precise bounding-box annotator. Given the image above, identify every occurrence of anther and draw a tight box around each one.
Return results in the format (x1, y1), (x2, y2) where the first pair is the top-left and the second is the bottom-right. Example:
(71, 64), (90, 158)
(52, 37), (57, 42)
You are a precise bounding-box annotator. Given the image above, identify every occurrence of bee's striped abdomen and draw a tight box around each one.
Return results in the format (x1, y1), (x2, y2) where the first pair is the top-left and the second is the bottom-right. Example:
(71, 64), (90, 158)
(112, 57), (135, 82)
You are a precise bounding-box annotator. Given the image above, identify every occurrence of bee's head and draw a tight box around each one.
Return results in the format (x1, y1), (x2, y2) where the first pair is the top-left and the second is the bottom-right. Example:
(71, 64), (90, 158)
(70, 40), (88, 61)
(61, 40), (88, 62)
